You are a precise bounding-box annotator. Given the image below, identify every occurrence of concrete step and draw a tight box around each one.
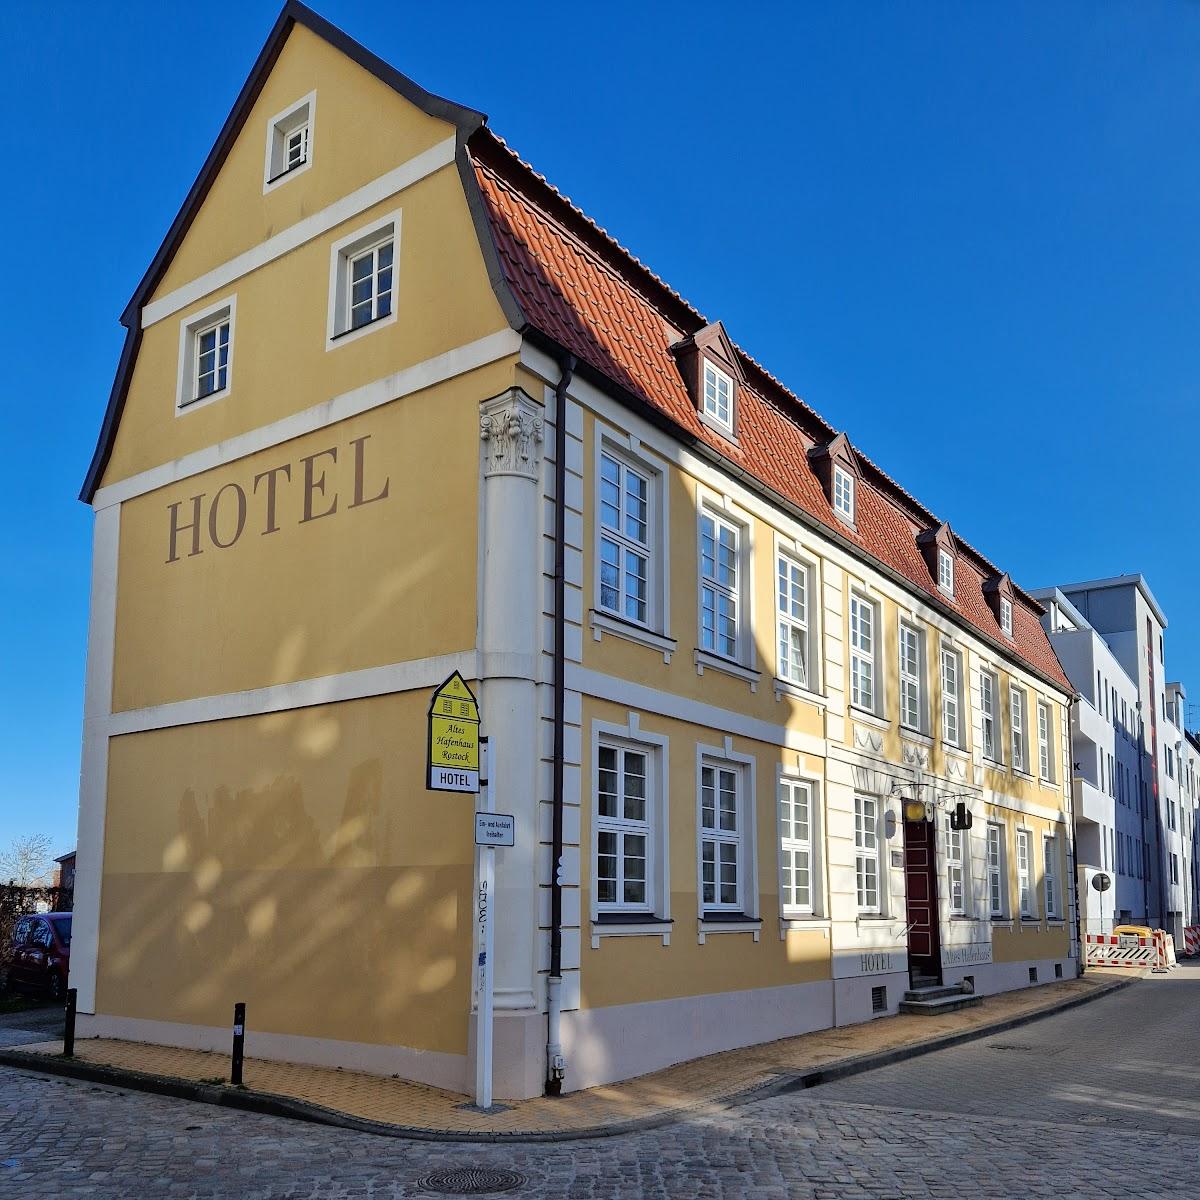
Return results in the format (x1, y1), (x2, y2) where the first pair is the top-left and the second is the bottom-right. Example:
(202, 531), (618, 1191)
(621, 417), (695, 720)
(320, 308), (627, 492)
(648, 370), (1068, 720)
(903, 984), (969, 1002)
(899, 992), (984, 1016)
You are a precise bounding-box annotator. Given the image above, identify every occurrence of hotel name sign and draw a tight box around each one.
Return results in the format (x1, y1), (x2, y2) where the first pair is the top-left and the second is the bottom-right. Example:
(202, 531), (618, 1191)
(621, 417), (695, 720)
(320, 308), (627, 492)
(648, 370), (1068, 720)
(164, 434), (390, 563)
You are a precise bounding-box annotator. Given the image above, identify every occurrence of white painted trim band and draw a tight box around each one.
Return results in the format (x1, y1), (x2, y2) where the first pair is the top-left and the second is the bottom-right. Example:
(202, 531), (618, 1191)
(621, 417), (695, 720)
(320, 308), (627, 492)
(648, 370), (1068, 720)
(141, 136), (457, 329)
(92, 328), (521, 509)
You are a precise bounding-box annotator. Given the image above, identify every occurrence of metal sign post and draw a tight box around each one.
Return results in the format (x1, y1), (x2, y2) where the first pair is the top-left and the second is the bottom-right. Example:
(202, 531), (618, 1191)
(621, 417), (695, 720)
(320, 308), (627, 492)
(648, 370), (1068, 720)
(474, 736), (495, 1110)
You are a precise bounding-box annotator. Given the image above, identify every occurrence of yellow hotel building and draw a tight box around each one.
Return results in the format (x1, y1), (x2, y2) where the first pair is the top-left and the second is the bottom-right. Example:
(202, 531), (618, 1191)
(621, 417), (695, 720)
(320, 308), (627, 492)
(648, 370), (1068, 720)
(75, 3), (1078, 1099)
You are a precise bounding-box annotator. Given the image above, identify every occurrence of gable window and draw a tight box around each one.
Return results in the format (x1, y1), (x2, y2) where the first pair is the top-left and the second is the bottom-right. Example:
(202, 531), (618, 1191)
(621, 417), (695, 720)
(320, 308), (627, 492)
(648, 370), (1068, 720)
(832, 466), (855, 523)
(777, 555), (811, 688)
(1000, 596), (1013, 638)
(263, 92), (315, 191)
(941, 645), (963, 747)
(937, 549), (955, 596)
(1016, 829), (1035, 917)
(849, 595), (878, 713)
(899, 622), (924, 732)
(986, 823), (1007, 917)
(599, 453), (650, 625)
(779, 778), (817, 915)
(1043, 835), (1060, 918)
(699, 511), (742, 661)
(176, 296), (236, 412)
(327, 214), (400, 346)
(1037, 701), (1054, 782)
(945, 815), (967, 916)
(1010, 685), (1028, 773)
(854, 795), (881, 913)
(981, 670), (999, 762)
(701, 361), (734, 432)
(700, 761), (743, 911)
(596, 743), (652, 912)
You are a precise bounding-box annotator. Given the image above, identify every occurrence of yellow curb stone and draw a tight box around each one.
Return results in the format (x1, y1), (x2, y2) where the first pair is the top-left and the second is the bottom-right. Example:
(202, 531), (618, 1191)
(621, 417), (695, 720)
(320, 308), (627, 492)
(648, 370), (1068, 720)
(19, 973), (1134, 1136)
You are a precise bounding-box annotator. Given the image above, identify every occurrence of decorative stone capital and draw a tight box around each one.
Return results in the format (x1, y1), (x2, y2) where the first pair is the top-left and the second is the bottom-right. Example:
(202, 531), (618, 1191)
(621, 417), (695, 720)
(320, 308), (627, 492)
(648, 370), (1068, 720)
(480, 388), (544, 480)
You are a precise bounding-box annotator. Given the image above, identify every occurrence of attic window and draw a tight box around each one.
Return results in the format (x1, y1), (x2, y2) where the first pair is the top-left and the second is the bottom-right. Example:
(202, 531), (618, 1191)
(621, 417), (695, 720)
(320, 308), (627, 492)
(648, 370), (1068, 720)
(938, 549), (955, 596)
(832, 466), (855, 523)
(1000, 597), (1013, 637)
(264, 91), (315, 192)
(702, 361), (734, 432)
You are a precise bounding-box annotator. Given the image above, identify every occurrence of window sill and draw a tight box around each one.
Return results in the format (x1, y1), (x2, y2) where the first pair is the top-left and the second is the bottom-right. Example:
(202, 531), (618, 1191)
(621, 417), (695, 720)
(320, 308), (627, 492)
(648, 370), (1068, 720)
(982, 755), (1006, 771)
(694, 649), (760, 690)
(990, 918), (1014, 929)
(779, 916), (830, 940)
(942, 742), (970, 760)
(590, 915), (672, 949)
(176, 385), (232, 417)
(326, 308), (396, 351)
(901, 727), (934, 746)
(590, 610), (676, 663)
(772, 677), (826, 707)
(698, 410), (739, 444)
(855, 913), (896, 923)
(1046, 920), (1066, 929)
(850, 706), (890, 730)
(698, 914), (761, 944)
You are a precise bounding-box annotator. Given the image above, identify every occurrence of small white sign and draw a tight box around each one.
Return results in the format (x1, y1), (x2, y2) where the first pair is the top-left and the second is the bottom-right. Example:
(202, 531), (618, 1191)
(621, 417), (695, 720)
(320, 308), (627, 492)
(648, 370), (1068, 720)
(431, 766), (479, 793)
(475, 812), (515, 847)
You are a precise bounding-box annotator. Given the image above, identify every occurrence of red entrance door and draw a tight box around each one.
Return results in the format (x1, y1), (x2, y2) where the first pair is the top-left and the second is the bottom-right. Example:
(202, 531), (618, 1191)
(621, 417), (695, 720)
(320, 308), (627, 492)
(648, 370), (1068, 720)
(903, 817), (942, 984)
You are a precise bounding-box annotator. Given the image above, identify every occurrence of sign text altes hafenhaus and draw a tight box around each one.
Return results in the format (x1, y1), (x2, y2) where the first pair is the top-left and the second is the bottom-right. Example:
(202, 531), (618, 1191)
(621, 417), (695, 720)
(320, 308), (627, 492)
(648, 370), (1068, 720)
(427, 672), (480, 793)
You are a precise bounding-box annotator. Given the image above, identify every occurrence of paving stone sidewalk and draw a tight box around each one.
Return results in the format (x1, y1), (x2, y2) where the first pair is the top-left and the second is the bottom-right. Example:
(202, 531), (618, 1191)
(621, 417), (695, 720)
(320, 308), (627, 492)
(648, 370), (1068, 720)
(8, 971), (1135, 1139)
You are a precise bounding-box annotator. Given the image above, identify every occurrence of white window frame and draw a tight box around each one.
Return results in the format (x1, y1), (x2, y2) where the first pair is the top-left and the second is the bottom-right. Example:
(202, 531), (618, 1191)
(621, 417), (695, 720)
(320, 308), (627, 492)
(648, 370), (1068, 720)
(698, 503), (751, 666)
(595, 741), (654, 915)
(590, 717), (670, 928)
(778, 776), (821, 917)
(776, 551), (814, 690)
(263, 91), (316, 192)
(591, 435), (671, 653)
(986, 823), (1007, 917)
(326, 211), (401, 349)
(941, 643), (963, 747)
(1043, 834), (1060, 919)
(832, 465), (855, 524)
(854, 795), (883, 914)
(697, 743), (757, 917)
(1037, 700), (1054, 783)
(597, 450), (652, 628)
(849, 593), (879, 714)
(175, 294), (236, 414)
(701, 360), (735, 434)
(1017, 828), (1036, 918)
(1010, 684), (1028, 774)
(1000, 596), (1013, 638)
(945, 814), (967, 916)
(937, 549), (955, 596)
(898, 621), (924, 733)
(980, 669), (1000, 763)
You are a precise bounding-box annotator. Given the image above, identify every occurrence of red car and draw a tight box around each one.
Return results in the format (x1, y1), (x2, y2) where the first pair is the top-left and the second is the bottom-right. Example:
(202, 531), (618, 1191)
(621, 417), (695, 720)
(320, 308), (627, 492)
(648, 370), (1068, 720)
(8, 913), (71, 1000)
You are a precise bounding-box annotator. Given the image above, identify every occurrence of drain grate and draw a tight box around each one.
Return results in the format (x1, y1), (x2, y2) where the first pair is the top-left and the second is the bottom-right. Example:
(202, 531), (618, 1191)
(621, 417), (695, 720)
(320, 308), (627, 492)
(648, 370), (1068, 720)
(418, 1168), (525, 1195)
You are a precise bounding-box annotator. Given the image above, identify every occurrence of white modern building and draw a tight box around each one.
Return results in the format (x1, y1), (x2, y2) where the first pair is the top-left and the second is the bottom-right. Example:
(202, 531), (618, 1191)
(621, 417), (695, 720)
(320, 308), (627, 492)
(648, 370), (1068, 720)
(1034, 574), (1198, 941)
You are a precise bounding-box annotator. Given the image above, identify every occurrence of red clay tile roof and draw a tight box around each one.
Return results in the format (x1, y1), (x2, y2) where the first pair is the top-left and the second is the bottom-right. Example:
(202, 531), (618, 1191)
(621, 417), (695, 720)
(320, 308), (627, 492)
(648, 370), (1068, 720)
(469, 132), (1070, 693)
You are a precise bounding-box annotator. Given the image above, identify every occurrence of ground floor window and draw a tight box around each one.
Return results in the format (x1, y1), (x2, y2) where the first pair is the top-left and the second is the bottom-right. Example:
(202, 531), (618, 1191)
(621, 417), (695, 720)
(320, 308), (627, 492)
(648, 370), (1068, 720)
(854, 795), (881, 913)
(700, 761), (744, 911)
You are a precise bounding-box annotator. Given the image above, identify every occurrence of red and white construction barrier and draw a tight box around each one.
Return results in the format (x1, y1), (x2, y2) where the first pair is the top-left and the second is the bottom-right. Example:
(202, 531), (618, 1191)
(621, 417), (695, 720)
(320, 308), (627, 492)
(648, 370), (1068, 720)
(1184, 926), (1200, 957)
(1084, 931), (1176, 970)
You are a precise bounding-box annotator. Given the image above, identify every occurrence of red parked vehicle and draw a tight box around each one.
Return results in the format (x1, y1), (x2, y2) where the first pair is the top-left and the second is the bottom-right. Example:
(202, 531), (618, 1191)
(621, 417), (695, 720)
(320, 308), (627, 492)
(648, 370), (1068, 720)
(7, 913), (71, 1000)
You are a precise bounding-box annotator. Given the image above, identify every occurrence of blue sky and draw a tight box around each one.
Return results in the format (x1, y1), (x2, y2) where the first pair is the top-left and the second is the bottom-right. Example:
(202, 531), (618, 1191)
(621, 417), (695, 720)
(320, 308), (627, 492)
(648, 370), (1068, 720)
(3, 1), (1199, 856)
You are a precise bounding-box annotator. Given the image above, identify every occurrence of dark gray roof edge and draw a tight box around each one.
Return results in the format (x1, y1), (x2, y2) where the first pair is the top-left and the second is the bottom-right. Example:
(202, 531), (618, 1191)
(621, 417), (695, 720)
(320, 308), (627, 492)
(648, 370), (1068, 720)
(80, 1), (498, 503)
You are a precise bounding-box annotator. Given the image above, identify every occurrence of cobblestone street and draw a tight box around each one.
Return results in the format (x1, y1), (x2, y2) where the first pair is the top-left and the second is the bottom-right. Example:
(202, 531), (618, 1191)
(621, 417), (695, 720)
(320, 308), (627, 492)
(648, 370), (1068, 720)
(1, 973), (1199, 1198)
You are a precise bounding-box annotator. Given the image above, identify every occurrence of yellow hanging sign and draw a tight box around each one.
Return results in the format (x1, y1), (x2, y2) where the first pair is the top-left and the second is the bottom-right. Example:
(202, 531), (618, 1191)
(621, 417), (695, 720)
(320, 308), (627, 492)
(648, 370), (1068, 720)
(427, 672), (480, 793)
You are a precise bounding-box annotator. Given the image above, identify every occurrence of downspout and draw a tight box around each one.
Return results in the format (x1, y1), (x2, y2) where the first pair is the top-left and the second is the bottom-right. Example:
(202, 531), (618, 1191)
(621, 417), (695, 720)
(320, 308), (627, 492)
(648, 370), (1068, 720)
(545, 352), (576, 1097)
(1068, 694), (1084, 972)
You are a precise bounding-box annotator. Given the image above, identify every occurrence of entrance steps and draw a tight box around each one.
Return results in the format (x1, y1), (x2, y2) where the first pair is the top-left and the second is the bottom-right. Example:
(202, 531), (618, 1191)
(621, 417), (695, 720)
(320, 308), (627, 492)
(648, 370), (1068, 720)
(899, 982), (983, 1016)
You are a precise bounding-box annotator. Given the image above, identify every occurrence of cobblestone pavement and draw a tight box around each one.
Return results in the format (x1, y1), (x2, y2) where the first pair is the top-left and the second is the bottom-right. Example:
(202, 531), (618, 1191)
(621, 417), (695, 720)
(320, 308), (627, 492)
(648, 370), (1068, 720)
(1, 975), (1198, 1198)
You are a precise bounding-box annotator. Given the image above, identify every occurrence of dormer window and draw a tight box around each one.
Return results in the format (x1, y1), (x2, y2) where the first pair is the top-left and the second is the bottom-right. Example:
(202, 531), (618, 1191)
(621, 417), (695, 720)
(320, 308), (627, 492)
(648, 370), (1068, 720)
(263, 91), (316, 192)
(1000, 597), (1013, 637)
(938, 549), (954, 596)
(702, 362), (733, 431)
(983, 571), (1015, 639)
(832, 466), (855, 522)
(669, 321), (743, 441)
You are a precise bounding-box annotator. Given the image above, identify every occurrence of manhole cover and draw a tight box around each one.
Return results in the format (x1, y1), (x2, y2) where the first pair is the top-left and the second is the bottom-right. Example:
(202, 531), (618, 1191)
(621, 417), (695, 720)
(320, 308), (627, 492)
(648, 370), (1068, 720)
(418, 1167), (525, 1195)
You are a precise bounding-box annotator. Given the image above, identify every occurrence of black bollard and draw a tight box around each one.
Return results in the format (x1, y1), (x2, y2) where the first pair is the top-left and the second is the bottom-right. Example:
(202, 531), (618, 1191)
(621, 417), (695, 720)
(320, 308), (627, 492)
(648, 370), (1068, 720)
(231, 1002), (245, 1086)
(63, 988), (76, 1058)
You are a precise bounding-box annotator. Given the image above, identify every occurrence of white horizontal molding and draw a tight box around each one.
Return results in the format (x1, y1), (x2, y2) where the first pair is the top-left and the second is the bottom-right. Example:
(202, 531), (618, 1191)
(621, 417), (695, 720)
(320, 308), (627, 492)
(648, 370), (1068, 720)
(93, 328), (521, 509)
(567, 664), (827, 757)
(108, 650), (480, 736)
(141, 136), (457, 329)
